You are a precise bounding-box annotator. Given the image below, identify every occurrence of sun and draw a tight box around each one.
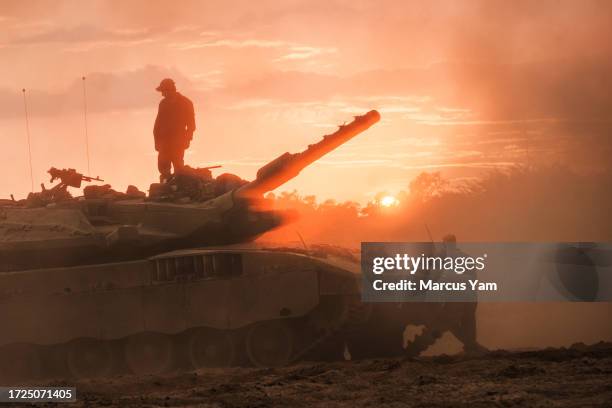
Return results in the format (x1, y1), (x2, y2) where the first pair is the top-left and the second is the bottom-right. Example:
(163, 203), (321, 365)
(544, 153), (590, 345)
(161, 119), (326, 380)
(380, 195), (399, 207)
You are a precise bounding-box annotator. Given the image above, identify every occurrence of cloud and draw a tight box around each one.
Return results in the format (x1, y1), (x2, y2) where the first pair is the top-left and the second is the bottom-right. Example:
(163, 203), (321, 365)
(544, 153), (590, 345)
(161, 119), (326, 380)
(170, 38), (289, 51)
(0, 65), (196, 118)
(275, 46), (337, 61)
(5, 55), (612, 136)
(170, 35), (336, 65)
(0, 22), (208, 52)
(225, 57), (612, 123)
(3, 25), (156, 49)
(191, 70), (225, 90)
(397, 161), (518, 171)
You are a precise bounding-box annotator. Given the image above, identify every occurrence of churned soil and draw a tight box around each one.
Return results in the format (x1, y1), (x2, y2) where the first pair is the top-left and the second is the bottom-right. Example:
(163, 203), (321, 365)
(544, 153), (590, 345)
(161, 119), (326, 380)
(30, 343), (612, 407)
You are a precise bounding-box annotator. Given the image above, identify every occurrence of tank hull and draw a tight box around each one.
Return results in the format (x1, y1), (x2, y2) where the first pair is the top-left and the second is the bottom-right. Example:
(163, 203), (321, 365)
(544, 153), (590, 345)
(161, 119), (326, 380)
(0, 248), (392, 381)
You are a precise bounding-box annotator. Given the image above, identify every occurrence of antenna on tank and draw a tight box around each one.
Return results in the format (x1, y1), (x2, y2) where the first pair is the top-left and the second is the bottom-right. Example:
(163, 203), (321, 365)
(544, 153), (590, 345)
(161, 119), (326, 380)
(81, 76), (91, 175)
(21, 88), (34, 192)
(295, 230), (309, 251)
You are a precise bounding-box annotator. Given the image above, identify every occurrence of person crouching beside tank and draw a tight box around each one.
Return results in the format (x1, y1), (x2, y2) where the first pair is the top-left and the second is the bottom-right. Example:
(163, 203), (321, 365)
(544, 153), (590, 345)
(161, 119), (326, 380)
(438, 234), (488, 354)
(153, 78), (196, 183)
(404, 234), (488, 357)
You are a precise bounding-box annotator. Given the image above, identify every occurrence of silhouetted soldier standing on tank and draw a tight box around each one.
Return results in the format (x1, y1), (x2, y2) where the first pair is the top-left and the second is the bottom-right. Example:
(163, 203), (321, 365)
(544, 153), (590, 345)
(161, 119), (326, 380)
(153, 78), (196, 182)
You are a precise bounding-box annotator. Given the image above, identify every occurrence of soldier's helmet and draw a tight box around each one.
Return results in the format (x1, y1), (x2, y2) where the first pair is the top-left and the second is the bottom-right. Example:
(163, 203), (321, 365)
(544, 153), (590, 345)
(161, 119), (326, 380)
(156, 78), (176, 92)
(442, 234), (457, 253)
(442, 234), (457, 243)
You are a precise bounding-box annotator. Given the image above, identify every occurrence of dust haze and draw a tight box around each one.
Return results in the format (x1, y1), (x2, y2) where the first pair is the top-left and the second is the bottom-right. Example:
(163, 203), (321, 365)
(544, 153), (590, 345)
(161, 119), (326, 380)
(0, 1), (611, 404)
(261, 165), (612, 350)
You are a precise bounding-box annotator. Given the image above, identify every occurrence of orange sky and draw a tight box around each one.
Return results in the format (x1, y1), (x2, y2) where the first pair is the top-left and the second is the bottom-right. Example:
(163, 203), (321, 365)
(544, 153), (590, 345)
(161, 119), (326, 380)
(1, 0), (611, 202)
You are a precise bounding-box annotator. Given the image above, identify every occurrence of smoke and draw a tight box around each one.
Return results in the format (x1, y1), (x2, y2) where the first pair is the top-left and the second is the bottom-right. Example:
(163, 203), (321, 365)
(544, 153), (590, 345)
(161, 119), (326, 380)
(263, 165), (612, 244)
(260, 166), (612, 349)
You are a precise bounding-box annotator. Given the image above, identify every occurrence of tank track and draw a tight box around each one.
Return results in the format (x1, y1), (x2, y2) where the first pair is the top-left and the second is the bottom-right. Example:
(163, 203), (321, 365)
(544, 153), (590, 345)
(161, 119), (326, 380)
(0, 295), (380, 382)
(290, 294), (372, 363)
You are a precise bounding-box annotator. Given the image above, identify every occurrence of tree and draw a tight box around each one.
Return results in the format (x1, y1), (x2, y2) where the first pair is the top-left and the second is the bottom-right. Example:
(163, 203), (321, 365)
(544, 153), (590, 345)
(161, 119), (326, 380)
(409, 172), (449, 201)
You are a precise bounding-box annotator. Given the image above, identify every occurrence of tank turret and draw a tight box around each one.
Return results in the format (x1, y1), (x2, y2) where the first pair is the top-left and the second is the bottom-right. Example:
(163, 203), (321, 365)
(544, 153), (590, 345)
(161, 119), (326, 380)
(0, 110), (380, 271)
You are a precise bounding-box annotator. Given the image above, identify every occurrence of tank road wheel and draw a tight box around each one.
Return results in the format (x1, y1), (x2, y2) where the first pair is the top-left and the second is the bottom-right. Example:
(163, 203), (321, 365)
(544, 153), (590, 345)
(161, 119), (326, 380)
(307, 334), (346, 362)
(246, 320), (294, 367)
(124, 333), (174, 375)
(188, 329), (235, 369)
(66, 339), (113, 379)
(0, 344), (42, 383)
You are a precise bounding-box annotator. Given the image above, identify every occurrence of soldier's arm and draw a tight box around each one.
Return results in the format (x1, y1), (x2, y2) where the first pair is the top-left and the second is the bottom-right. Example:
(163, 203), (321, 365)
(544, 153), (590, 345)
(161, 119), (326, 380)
(153, 100), (165, 151)
(186, 98), (196, 135)
(153, 100), (163, 137)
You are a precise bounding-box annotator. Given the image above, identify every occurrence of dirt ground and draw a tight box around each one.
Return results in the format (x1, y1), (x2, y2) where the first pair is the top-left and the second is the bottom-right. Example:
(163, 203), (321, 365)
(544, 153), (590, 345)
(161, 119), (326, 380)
(22, 342), (611, 408)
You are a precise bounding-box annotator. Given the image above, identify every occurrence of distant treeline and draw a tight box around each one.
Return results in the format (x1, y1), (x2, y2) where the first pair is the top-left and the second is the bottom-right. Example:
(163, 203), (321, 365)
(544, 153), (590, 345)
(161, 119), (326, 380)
(261, 165), (612, 246)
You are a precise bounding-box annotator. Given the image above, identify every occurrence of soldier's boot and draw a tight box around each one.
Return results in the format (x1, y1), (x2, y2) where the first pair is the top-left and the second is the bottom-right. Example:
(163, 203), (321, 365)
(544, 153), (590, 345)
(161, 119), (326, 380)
(455, 335), (489, 355)
(160, 173), (171, 183)
(451, 315), (488, 355)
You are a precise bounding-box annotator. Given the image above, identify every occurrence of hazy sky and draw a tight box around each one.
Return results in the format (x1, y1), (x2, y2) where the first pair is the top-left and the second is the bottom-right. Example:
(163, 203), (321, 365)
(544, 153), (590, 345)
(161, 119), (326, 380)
(1, 0), (611, 202)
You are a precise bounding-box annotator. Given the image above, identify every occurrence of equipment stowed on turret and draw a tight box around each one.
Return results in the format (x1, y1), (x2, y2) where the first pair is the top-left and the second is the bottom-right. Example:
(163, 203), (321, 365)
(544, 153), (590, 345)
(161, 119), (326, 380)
(0, 111), (406, 380)
(148, 165), (230, 202)
(23, 167), (104, 206)
(47, 167), (104, 188)
(46, 167), (104, 194)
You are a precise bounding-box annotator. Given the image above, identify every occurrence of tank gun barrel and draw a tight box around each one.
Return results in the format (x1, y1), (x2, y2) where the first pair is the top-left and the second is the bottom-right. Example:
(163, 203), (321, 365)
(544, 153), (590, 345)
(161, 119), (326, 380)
(237, 110), (380, 197)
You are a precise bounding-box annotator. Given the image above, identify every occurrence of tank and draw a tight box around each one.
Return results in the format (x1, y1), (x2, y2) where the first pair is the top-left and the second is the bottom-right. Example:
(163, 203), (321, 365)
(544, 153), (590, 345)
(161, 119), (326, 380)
(0, 110), (406, 382)
(0, 110), (381, 272)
